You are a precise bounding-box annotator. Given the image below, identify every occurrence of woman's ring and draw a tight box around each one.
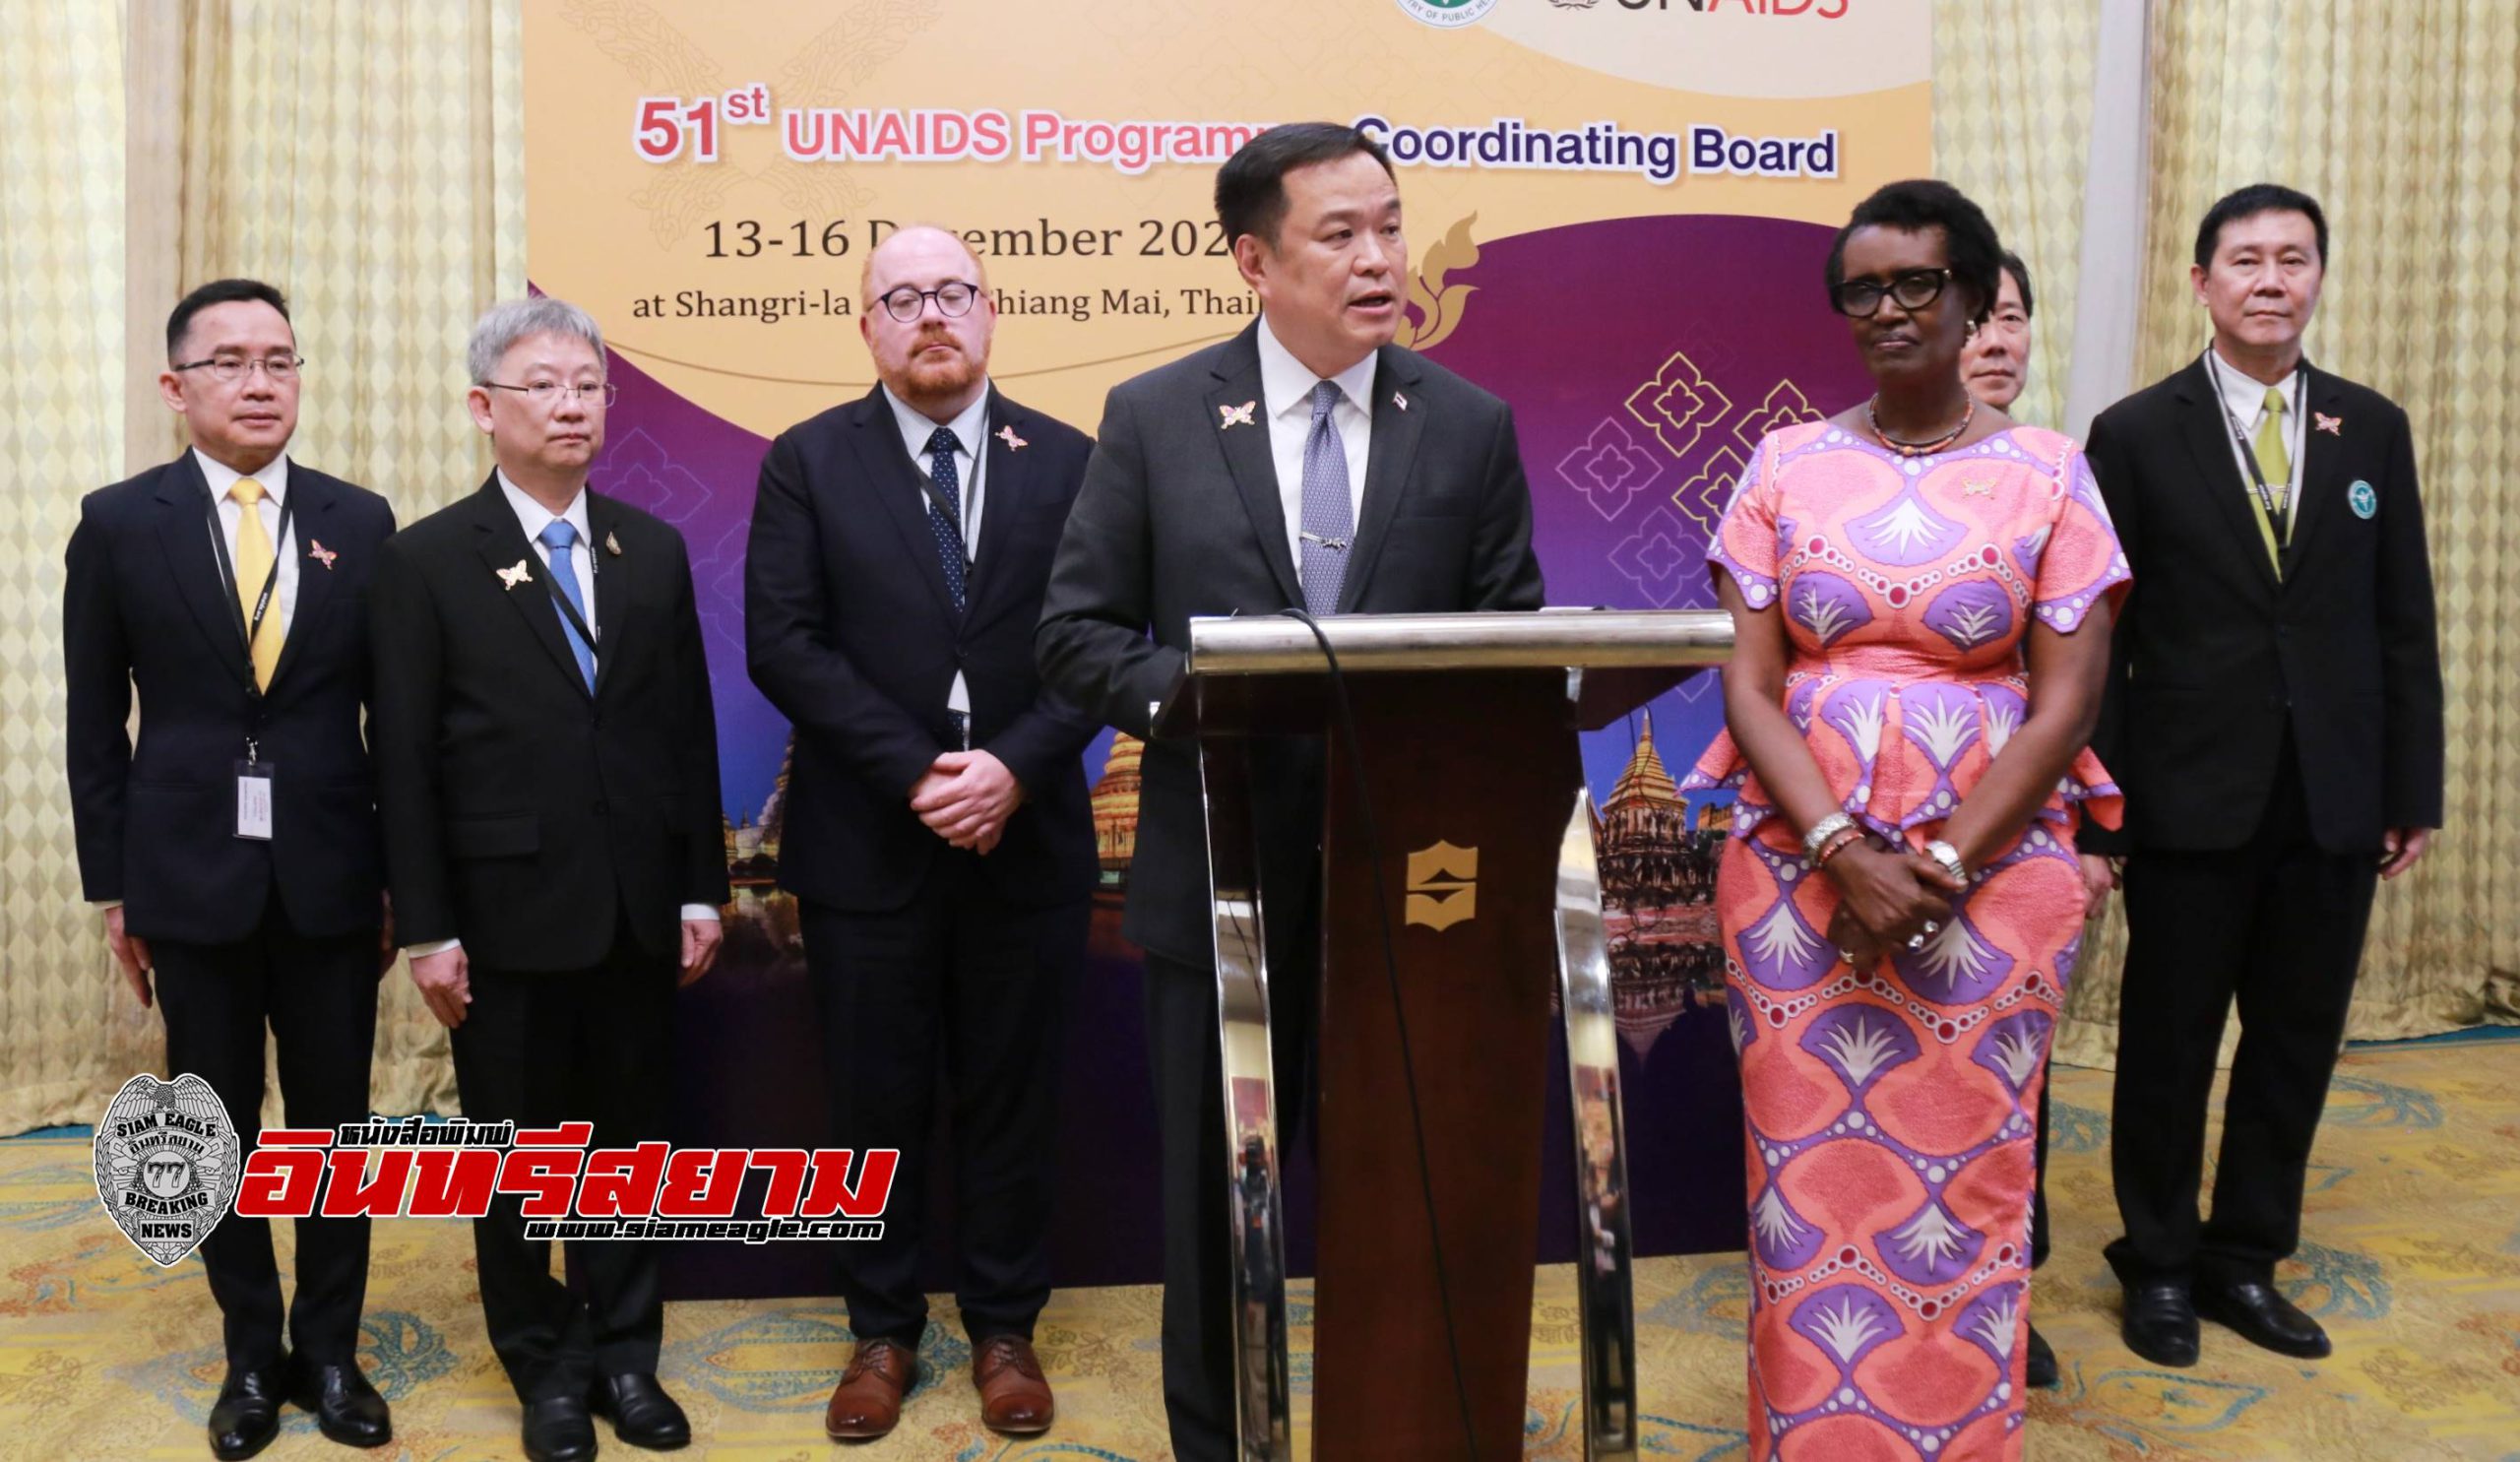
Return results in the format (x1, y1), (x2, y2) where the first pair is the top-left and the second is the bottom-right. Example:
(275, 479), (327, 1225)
(1906, 933), (1926, 950)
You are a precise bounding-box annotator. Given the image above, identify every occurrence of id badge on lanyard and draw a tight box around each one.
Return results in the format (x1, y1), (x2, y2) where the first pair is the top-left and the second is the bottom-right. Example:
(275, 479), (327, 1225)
(235, 742), (274, 841)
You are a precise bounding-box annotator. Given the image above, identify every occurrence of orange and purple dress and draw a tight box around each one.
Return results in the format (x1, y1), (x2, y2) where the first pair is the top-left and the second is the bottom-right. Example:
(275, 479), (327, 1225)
(1682, 422), (2128, 1460)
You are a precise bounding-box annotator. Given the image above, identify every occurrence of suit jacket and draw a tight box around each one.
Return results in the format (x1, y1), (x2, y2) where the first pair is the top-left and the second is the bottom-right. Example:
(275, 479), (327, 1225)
(64, 453), (395, 944)
(1037, 322), (1546, 964)
(369, 476), (729, 971)
(746, 385), (1100, 913)
(2081, 357), (2444, 858)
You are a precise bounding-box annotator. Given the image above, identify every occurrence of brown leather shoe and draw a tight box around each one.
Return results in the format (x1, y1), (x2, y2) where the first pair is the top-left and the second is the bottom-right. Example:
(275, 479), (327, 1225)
(825, 1338), (918, 1439)
(972, 1335), (1054, 1434)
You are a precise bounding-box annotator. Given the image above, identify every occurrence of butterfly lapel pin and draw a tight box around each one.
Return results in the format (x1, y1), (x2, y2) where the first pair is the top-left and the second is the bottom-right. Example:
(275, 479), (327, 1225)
(995, 424), (1029, 451)
(1393, 390), (1409, 413)
(604, 530), (622, 557)
(1219, 401), (1257, 430)
(2313, 412), (2343, 436)
(305, 540), (338, 571)
(495, 559), (534, 591)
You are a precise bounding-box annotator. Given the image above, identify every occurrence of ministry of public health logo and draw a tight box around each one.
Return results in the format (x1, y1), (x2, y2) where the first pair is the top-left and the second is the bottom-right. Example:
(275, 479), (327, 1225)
(1398, 0), (1501, 28)
(94, 1073), (240, 1266)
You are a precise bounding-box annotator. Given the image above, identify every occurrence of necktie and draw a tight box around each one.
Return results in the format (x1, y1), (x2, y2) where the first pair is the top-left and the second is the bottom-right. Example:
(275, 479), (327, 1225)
(538, 520), (597, 690)
(1297, 380), (1354, 616)
(924, 425), (969, 613)
(2254, 385), (2292, 530)
(229, 478), (283, 690)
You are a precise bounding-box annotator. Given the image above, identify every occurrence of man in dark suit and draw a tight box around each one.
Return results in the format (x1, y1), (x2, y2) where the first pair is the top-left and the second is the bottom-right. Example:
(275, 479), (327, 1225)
(745, 225), (1098, 1441)
(65, 278), (396, 1461)
(1036, 123), (1545, 1460)
(2081, 184), (2444, 1368)
(370, 297), (728, 1462)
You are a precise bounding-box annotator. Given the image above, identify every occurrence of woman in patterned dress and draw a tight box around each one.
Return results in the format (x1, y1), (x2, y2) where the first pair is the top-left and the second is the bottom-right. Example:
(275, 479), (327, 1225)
(1683, 180), (2129, 1460)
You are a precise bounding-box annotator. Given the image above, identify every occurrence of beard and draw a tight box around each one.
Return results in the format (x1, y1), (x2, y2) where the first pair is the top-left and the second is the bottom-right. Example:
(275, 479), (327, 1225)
(893, 335), (985, 409)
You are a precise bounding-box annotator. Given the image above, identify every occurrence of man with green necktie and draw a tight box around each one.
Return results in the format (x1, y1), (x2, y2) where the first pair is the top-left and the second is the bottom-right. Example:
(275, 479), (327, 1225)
(2080, 183), (2445, 1370)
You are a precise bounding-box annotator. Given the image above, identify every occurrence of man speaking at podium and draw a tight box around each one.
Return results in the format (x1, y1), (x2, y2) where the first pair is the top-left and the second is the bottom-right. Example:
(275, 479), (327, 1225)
(1037, 122), (1545, 1461)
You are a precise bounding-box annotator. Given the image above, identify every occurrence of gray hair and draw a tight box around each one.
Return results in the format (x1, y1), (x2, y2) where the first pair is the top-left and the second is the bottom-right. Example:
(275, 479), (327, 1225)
(466, 296), (606, 385)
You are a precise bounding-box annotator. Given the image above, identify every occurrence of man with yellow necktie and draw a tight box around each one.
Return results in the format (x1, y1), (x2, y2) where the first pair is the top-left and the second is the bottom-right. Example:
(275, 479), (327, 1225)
(64, 280), (400, 1460)
(2080, 186), (2445, 1370)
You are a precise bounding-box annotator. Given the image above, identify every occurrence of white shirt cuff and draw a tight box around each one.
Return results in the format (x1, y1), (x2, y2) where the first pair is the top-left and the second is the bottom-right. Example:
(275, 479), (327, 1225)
(681, 905), (721, 922)
(94, 899), (124, 911)
(406, 937), (461, 958)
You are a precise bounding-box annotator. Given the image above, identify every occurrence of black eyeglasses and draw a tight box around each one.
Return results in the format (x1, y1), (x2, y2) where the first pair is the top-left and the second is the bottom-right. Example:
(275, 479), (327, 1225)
(1830, 268), (1953, 318)
(877, 281), (980, 323)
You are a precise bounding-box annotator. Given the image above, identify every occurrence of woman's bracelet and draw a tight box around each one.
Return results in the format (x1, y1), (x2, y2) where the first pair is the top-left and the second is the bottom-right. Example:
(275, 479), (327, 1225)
(1812, 825), (1868, 869)
(1801, 811), (1857, 860)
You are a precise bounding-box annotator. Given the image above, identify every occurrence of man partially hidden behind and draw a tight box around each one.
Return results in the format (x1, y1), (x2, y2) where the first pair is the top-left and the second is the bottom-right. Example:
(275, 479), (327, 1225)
(2081, 184), (2444, 1367)
(65, 279), (397, 1460)
(370, 297), (728, 1462)
(745, 225), (1099, 1440)
(1037, 123), (1544, 1460)
(1957, 248), (2064, 1391)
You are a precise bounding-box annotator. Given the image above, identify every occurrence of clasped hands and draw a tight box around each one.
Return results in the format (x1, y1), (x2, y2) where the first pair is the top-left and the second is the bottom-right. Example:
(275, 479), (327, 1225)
(911, 748), (1023, 854)
(1823, 843), (1966, 971)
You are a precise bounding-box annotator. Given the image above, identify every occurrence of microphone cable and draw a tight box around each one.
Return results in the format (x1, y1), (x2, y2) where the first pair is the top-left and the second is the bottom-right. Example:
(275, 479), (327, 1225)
(1278, 606), (1479, 1460)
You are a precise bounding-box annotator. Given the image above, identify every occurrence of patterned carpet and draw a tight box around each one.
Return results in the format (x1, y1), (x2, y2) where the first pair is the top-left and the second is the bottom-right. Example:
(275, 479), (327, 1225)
(3, 1038), (2515, 1459)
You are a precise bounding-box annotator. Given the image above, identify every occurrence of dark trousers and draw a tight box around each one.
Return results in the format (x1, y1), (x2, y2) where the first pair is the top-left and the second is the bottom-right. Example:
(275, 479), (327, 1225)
(800, 863), (1086, 1347)
(2032, 1075), (2051, 1271)
(2106, 747), (2378, 1290)
(447, 916), (674, 1402)
(152, 891), (379, 1370)
(1145, 939), (1318, 1462)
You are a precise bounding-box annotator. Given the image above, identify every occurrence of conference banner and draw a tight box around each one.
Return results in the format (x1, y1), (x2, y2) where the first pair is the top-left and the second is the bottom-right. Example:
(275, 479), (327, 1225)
(523, 0), (1930, 1298)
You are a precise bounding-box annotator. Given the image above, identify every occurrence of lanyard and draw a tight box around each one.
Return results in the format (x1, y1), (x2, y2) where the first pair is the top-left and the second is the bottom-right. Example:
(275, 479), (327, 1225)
(537, 539), (600, 653)
(2204, 350), (2304, 546)
(909, 409), (986, 567)
(203, 482), (295, 691)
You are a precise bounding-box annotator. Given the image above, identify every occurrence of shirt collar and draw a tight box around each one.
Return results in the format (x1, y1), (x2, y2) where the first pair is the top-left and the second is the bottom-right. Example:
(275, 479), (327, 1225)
(194, 448), (289, 506)
(2206, 346), (2300, 430)
(882, 380), (991, 463)
(1257, 313), (1378, 423)
(496, 468), (592, 547)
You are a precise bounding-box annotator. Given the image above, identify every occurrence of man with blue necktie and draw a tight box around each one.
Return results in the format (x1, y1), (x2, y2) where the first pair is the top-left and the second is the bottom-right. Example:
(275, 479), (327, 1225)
(369, 297), (729, 1462)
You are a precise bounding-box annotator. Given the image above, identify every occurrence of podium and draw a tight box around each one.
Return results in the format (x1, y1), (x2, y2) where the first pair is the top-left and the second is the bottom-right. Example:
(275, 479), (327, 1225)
(1154, 608), (1734, 1461)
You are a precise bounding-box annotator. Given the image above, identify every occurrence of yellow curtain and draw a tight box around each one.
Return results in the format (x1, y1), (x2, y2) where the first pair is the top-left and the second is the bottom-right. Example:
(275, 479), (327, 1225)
(0, 0), (525, 1132)
(0, 2), (140, 1134)
(1931, 0), (2105, 434)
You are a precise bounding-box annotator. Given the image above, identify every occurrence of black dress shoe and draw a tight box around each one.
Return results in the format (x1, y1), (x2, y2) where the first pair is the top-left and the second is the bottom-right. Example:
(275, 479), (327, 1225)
(290, 1359), (392, 1447)
(2025, 1322), (2059, 1388)
(590, 1371), (691, 1449)
(522, 1395), (599, 1462)
(2198, 1279), (2332, 1359)
(208, 1363), (288, 1461)
(2121, 1280), (2200, 1367)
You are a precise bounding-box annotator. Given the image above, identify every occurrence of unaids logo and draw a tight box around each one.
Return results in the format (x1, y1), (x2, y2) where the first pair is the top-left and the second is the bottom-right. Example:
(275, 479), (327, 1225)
(1398, 0), (1501, 28)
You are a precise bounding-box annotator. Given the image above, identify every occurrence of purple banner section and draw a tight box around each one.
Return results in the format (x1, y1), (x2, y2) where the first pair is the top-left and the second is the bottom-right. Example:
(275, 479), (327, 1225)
(567, 210), (1873, 1298)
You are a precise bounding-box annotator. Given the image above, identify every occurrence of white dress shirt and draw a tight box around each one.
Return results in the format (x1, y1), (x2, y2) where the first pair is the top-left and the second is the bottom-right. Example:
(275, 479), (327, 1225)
(1255, 313), (1374, 576)
(197, 448), (297, 639)
(2205, 346), (2306, 536)
(406, 472), (715, 958)
(881, 381), (990, 717)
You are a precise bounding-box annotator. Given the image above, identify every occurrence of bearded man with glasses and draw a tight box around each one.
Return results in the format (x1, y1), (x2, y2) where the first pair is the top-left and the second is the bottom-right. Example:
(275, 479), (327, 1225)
(65, 278), (399, 1459)
(744, 225), (1099, 1440)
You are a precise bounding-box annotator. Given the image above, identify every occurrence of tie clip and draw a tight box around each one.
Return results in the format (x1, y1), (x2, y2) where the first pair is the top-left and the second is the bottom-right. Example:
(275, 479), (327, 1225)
(1300, 532), (1350, 552)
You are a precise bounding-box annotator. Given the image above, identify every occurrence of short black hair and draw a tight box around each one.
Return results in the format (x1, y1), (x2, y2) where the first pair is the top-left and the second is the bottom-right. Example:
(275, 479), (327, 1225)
(2193, 183), (2328, 271)
(167, 279), (292, 360)
(1824, 179), (2004, 325)
(1997, 250), (2035, 319)
(1215, 123), (1395, 251)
